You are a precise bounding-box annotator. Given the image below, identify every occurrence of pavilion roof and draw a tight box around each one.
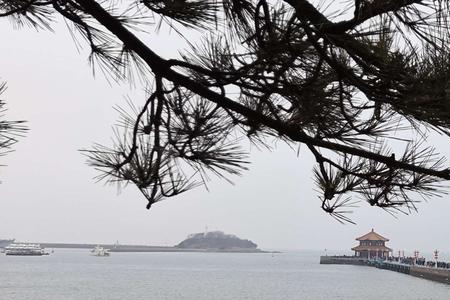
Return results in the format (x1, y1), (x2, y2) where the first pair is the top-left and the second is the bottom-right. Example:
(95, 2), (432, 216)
(352, 245), (392, 252)
(356, 229), (389, 241)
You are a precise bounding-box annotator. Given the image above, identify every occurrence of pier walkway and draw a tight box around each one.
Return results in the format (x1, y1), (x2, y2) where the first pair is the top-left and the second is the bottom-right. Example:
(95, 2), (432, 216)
(320, 256), (450, 285)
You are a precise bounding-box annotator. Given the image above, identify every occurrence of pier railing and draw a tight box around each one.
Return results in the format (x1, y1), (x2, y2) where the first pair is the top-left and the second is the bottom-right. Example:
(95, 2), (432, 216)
(321, 255), (450, 270)
(320, 255), (450, 284)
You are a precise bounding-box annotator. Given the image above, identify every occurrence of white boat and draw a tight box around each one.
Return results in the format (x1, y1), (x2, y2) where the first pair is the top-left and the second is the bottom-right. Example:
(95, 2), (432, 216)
(4, 243), (48, 256)
(90, 245), (110, 257)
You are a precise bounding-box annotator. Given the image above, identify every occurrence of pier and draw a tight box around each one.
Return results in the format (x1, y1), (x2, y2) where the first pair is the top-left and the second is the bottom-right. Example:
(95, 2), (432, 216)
(320, 229), (450, 285)
(320, 256), (450, 284)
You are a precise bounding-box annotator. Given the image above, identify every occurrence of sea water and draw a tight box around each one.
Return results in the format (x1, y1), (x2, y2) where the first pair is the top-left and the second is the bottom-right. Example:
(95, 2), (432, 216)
(0, 249), (449, 300)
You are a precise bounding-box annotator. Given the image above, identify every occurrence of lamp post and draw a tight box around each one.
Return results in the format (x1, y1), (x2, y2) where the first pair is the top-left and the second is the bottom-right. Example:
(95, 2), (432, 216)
(413, 250), (419, 265)
(434, 249), (439, 268)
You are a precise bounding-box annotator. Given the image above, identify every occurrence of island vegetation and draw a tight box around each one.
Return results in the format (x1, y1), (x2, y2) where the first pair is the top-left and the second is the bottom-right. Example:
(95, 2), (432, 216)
(176, 231), (258, 251)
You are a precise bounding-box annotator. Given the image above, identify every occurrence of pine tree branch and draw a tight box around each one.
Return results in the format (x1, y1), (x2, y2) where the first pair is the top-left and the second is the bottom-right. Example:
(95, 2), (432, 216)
(74, 0), (450, 181)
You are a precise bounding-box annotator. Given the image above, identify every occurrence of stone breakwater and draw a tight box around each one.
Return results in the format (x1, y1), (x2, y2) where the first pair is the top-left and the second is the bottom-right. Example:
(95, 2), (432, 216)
(39, 242), (266, 253)
(320, 256), (450, 285)
(409, 266), (450, 284)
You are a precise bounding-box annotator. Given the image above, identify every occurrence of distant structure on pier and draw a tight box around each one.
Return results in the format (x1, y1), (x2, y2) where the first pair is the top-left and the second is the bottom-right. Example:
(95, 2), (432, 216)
(352, 229), (392, 259)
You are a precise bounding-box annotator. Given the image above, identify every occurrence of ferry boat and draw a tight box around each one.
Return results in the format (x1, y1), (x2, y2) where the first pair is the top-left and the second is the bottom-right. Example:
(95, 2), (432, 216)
(90, 245), (110, 257)
(4, 243), (49, 256)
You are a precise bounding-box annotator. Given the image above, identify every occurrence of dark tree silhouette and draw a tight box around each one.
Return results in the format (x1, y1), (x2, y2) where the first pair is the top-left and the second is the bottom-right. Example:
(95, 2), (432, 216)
(2, 0), (450, 222)
(0, 82), (26, 167)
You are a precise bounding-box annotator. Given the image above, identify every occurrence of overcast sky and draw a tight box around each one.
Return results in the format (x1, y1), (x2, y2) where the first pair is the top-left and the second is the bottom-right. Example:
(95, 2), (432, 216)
(1, 5), (450, 258)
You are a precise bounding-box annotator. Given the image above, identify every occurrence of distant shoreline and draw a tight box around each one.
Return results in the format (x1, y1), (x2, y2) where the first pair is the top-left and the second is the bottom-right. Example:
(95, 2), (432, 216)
(38, 242), (272, 253)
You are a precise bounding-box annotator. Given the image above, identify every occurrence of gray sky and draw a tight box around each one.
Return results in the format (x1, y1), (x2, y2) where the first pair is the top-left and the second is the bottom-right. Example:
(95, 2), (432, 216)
(1, 8), (450, 258)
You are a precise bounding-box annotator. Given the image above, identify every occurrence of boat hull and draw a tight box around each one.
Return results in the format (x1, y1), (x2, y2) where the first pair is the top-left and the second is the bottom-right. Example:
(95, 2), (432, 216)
(90, 253), (110, 257)
(5, 252), (47, 256)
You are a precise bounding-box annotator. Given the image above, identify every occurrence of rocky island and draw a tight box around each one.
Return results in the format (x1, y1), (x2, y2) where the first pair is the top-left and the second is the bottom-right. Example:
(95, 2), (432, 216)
(176, 231), (262, 252)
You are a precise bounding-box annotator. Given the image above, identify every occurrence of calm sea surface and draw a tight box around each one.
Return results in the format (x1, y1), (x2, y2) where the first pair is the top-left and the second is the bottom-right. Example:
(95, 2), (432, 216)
(0, 249), (449, 300)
